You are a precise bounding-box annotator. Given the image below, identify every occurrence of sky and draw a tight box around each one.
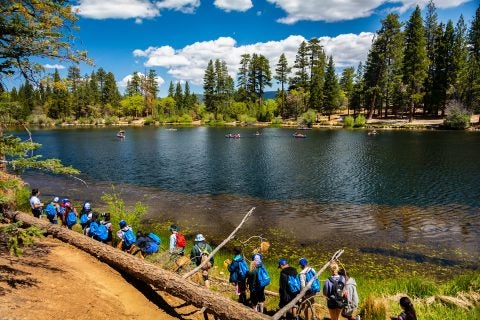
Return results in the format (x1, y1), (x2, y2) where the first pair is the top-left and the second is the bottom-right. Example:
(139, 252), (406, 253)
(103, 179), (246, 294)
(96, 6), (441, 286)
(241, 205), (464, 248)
(21, 0), (480, 96)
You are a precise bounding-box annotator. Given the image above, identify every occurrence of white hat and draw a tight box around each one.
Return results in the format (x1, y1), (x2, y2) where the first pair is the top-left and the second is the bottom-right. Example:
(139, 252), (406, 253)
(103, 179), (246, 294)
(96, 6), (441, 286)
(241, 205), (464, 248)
(194, 234), (205, 242)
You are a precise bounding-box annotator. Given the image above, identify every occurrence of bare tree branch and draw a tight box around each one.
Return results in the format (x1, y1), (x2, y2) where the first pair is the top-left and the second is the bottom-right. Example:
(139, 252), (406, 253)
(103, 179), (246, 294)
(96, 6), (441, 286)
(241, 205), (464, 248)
(182, 207), (255, 279)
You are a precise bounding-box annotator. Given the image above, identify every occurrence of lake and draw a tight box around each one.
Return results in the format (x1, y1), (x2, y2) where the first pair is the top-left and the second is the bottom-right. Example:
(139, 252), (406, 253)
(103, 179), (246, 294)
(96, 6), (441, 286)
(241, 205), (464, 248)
(14, 126), (480, 261)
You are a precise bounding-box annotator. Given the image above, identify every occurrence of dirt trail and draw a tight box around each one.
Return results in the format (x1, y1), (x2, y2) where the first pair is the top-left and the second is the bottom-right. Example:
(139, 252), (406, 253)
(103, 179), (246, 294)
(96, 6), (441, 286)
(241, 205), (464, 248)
(0, 237), (202, 320)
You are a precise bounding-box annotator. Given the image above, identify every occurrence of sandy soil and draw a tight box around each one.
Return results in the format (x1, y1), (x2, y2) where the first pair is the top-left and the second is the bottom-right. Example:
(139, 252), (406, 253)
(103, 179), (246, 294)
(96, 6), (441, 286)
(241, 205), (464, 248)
(0, 237), (203, 320)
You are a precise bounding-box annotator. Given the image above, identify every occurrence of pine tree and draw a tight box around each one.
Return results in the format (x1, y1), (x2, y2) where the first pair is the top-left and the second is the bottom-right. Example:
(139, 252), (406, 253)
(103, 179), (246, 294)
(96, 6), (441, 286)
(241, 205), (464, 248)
(67, 66), (81, 117)
(466, 5), (480, 109)
(452, 15), (469, 103)
(274, 53), (290, 118)
(423, 0), (438, 115)
(168, 81), (175, 98)
(237, 54), (251, 102)
(49, 69), (69, 119)
(323, 56), (340, 120)
(203, 60), (216, 113)
(145, 69), (158, 118)
(291, 41), (309, 90)
(403, 5), (428, 122)
(102, 72), (120, 116)
(308, 38), (326, 112)
(340, 67), (355, 115)
(174, 82), (183, 113)
(350, 62), (365, 115)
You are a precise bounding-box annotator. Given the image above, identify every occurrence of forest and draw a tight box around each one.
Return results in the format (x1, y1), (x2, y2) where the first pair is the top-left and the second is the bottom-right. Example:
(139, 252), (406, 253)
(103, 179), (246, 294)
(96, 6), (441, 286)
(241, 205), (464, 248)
(1, 2), (479, 127)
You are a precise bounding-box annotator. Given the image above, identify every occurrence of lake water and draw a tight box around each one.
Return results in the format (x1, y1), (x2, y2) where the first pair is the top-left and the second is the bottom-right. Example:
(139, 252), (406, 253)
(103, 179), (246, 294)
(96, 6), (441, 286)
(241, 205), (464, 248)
(14, 127), (480, 261)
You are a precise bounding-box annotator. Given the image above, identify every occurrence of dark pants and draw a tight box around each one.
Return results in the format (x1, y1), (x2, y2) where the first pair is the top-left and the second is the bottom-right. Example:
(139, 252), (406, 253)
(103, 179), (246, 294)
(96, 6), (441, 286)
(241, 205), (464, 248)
(32, 208), (42, 218)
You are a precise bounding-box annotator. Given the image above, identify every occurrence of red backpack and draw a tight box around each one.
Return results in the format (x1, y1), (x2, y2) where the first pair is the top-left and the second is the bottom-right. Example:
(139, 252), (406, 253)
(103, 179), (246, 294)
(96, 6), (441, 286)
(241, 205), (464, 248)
(176, 233), (186, 248)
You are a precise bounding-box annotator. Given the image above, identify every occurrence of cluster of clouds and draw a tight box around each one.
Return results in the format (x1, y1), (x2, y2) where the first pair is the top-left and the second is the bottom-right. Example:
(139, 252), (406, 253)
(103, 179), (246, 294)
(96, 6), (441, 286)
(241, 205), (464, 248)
(132, 32), (375, 86)
(73, 0), (470, 23)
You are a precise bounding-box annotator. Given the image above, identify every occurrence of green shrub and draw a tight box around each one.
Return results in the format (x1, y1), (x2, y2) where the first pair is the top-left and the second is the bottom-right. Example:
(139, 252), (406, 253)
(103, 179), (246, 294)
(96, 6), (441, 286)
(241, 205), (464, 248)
(343, 116), (354, 127)
(354, 114), (366, 127)
(444, 113), (470, 130)
(271, 116), (283, 125)
(101, 186), (147, 240)
(298, 109), (316, 127)
(178, 114), (193, 123)
(104, 116), (119, 125)
(238, 114), (256, 124)
(144, 116), (155, 125)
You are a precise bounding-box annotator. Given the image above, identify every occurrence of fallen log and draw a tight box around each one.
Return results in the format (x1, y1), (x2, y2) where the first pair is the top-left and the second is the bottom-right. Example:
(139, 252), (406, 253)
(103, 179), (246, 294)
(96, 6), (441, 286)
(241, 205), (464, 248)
(5, 211), (269, 320)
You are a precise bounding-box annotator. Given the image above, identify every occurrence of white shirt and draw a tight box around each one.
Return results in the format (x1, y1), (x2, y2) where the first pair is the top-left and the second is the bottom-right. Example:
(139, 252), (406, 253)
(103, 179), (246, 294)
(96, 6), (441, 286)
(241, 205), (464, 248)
(169, 233), (177, 253)
(30, 196), (41, 209)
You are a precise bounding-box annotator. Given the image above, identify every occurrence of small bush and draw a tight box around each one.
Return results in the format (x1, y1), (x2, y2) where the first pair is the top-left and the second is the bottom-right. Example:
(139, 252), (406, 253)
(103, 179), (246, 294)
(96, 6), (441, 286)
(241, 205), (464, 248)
(354, 114), (366, 127)
(271, 116), (283, 125)
(144, 116), (155, 125)
(178, 114), (193, 123)
(299, 109), (316, 127)
(104, 116), (119, 125)
(238, 114), (256, 124)
(444, 102), (470, 130)
(343, 116), (354, 127)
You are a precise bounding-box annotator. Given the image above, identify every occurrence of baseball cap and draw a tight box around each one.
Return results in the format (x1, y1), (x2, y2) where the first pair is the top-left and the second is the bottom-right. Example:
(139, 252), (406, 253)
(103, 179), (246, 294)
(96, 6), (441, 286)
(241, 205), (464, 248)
(299, 258), (308, 267)
(278, 258), (288, 268)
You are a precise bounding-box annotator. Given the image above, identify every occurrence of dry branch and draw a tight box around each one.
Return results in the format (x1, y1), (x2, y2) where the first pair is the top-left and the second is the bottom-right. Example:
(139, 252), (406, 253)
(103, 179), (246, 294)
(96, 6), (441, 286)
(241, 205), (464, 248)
(182, 207), (255, 279)
(6, 210), (268, 320)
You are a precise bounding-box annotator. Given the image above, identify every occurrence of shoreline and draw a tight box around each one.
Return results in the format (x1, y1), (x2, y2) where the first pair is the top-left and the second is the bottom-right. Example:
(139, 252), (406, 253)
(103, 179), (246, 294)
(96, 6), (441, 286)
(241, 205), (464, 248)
(9, 114), (480, 131)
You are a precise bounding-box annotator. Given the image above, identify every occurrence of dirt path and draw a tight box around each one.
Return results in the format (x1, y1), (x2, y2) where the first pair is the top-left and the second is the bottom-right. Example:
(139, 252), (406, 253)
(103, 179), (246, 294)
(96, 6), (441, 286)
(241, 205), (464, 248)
(0, 237), (202, 320)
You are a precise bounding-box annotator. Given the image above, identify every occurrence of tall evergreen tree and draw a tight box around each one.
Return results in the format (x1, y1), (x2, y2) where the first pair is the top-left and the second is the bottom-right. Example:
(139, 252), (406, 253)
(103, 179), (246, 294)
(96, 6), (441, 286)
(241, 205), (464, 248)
(67, 66), (81, 117)
(237, 54), (251, 102)
(203, 60), (216, 113)
(340, 67), (355, 115)
(49, 69), (69, 119)
(403, 5), (428, 122)
(291, 41), (309, 91)
(102, 72), (120, 115)
(145, 69), (158, 117)
(323, 56), (340, 120)
(308, 38), (326, 111)
(466, 5), (480, 109)
(423, 0), (438, 114)
(452, 15), (469, 102)
(168, 81), (175, 98)
(174, 82), (183, 113)
(274, 53), (290, 117)
(350, 62), (366, 115)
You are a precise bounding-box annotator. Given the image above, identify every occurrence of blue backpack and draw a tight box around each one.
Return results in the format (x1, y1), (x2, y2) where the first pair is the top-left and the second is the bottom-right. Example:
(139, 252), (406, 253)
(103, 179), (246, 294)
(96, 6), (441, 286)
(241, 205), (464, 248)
(66, 211), (77, 226)
(80, 213), (88, 225)
(147, 232), (161, 245)
(288, 274), (301, 294)
(123, 229), (136, 248)
(306, 269), (321, 293)
(45, 203), (57, 218)
(257, 265), (271, 288)
(96, 223), (108, 241)
(145, 242), (159, 254)
(88, 221), (99, 237)
(237, 259), (249, 280)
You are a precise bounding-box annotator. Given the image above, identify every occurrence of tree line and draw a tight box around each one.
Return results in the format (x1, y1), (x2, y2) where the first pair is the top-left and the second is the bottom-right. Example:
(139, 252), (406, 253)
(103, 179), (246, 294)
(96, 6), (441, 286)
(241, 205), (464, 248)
(1, 1), (479, 126)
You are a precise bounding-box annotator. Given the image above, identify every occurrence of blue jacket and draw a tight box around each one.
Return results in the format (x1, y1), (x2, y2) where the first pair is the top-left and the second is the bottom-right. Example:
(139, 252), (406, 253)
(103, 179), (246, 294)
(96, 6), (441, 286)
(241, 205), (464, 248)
(228, 254), (246, 283)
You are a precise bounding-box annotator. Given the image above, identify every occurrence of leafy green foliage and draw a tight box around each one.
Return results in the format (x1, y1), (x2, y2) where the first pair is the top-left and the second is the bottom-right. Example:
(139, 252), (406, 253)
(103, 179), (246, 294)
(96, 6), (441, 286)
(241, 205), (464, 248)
(343, 116), (354, 127)
(354, 114), (366, 127)
(298, 109), (316, 126)
(443, 271), (480, 295)
(443, 103), (471, 129)
(10, 156), (79, 175)
(101, 186), (147, 237)
(0, 221), (44, 256)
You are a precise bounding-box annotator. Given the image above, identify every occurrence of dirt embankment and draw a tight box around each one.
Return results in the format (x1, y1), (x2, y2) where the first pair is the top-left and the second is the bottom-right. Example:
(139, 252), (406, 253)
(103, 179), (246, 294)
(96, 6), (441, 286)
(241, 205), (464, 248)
(0, 237), (203, 320)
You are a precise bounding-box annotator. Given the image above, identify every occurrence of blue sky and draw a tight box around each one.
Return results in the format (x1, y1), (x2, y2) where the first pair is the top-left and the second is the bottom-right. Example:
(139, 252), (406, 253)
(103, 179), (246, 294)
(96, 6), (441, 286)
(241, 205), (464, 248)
(25, 1), (480, 96)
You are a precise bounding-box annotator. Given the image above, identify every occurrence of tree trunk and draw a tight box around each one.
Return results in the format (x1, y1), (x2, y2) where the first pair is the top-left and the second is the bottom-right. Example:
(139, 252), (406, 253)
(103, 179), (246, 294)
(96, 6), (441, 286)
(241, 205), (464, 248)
(5, 211), (269, 320)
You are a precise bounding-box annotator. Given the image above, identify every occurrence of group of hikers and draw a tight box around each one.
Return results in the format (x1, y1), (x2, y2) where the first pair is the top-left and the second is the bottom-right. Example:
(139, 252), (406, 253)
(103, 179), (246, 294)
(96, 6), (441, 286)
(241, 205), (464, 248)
(29, 188), (417, 320)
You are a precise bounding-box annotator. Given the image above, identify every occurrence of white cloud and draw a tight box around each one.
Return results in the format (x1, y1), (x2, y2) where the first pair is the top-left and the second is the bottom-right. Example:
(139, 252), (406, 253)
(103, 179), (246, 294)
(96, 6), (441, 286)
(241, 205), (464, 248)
(266, 0), (471, 24)
(133, 33), (374, 86)
(73, 0), (200, 20)
(214, 0), (253, 12)
(44, 64), (65, 69)
(73, 0), (160, 19)
(118, 72), (165, 88)
(155, 0), (200, 14)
